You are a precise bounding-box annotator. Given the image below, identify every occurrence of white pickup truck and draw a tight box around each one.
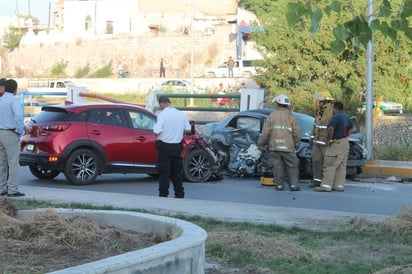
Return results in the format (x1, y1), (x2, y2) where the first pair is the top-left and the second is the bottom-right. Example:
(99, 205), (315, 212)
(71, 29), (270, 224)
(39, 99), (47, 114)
(205, 59), (263, 78)
(27, 79), (77, 93)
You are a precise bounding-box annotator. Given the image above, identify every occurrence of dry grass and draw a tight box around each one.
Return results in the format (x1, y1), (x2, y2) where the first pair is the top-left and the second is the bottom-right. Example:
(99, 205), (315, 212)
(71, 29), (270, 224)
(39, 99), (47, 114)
(2, 196), (412, 273)
(0, 198), (162, 273)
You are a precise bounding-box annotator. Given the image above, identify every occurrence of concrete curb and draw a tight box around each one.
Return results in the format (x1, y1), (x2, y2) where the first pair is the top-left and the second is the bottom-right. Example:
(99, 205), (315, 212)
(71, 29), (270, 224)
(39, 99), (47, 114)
(17, 209), (207, 274)
(362, 160), (412, 179)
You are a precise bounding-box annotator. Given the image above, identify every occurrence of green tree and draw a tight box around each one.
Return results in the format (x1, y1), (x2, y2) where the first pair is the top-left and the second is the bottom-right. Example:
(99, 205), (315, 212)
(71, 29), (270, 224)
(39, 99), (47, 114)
(2, 29), (23, 51)
(239, 0), (411, 113)
(284, 0), (412, 55)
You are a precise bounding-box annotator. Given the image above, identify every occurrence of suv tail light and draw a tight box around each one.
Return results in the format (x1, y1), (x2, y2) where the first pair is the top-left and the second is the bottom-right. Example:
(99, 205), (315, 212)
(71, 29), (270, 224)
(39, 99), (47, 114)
(42, 124), (70, 132)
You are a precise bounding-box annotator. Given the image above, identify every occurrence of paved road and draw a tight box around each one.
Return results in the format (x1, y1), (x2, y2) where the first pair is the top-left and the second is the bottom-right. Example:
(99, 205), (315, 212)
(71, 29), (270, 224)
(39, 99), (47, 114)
(17, 166), (412, 217)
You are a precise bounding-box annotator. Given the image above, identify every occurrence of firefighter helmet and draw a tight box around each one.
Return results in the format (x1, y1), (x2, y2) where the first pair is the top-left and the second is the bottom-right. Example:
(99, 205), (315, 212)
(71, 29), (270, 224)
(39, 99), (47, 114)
(313, 91), (334, 101)
(273, 94), (291, 105)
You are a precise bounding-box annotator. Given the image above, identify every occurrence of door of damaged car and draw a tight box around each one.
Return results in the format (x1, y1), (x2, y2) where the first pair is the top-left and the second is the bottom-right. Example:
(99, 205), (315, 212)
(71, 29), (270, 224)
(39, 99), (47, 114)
(348, 116), (363, 143)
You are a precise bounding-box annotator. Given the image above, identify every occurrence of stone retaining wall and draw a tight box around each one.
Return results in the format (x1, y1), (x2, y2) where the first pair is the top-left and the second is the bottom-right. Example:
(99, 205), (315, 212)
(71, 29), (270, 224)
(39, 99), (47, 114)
(373, 115), (412, 151)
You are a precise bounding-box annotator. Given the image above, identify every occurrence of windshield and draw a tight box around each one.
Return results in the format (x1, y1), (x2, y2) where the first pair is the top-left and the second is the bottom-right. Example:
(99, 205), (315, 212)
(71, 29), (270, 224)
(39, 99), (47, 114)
(63, 80), (75, 86)
(294, 113), (315, 138)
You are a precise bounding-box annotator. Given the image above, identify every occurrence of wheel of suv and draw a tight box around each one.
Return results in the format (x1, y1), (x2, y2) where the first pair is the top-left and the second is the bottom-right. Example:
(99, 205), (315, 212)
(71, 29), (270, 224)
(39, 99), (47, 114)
(183, 149), (213, 183)
(29, 166), (60, 180)
(64, 149), (100, 185)
(206, 72), (216, 77)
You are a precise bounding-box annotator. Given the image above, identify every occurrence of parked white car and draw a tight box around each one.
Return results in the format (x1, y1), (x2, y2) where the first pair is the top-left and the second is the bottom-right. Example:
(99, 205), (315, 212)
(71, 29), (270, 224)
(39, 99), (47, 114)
(205, 59), (262, 78)
(160, 79), (205, 94)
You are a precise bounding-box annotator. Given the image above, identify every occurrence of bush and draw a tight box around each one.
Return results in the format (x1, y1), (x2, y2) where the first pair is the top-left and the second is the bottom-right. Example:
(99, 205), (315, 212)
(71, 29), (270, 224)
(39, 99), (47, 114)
(50, 60), (68, 77)
(374, 144), (412, 161)
(88, 61), (113, 78)
(74, 64), (90, 78)
(2, 30), (23, 51)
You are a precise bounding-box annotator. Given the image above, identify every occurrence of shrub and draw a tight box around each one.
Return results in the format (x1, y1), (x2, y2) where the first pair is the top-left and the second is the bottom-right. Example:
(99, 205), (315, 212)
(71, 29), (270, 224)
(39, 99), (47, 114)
(88, 61), (113, 78)
(2, 29), (23, 51)
(50, 60), (68, 77)
(74, 64), (90, 78)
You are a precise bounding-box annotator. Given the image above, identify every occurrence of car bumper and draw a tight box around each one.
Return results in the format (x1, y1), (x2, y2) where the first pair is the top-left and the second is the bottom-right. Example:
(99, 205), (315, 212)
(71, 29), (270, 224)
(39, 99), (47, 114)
(19, 152), (66, 171)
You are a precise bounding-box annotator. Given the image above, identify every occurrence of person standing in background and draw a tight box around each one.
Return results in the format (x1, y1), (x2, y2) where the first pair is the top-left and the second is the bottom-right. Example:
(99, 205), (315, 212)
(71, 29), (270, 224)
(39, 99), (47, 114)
(309, 91), (335, 187)
(0, 78), (25, 197)
(257, 94), (301, 191)
(159, 58), (166, 78)
(315, 101), (353, 192)
(153, 95), (191, 198)
(227, 56), (235, 78)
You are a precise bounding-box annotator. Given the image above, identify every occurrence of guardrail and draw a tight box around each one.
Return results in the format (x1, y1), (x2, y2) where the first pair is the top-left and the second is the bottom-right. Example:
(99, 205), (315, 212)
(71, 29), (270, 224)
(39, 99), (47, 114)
(19, 91), (67, 118)
(19, 91), (241, 123)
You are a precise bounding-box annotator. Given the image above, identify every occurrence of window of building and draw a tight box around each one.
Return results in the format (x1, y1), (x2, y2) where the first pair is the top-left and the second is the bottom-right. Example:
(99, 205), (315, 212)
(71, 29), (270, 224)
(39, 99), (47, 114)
(106, 21), (113, 34)
(85, 15), (92, 31)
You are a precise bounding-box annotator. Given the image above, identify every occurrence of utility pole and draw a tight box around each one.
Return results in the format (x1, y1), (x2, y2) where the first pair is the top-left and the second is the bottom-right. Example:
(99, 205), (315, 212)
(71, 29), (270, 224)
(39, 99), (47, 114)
(48, 1), (51, 28)
(15, 0), (21, 32)
(365, 0), (374, 160)
(190, 0), (195, 106)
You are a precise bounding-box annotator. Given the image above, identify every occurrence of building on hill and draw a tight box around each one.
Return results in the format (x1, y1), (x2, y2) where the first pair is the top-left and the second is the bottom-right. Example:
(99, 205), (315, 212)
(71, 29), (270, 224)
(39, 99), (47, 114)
(54, 0), (237, 37)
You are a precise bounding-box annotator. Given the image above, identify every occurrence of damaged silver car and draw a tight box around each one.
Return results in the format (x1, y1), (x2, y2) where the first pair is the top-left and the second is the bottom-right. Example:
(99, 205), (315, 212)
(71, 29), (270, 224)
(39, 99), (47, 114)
(202, 108), (367, 178)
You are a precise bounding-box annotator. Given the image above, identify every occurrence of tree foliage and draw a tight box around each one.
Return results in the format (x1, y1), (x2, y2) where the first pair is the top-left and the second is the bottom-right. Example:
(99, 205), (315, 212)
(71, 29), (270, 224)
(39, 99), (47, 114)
(88, 61), (113, 78)
(239, 0), (412, 113)
(50, 60), (68, 77)
(2, 29), (23, 51)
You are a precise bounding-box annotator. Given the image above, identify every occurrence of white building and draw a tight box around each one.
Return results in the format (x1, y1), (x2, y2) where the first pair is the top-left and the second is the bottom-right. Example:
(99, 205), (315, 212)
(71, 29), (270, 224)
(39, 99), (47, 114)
(55, 0), (238, 37)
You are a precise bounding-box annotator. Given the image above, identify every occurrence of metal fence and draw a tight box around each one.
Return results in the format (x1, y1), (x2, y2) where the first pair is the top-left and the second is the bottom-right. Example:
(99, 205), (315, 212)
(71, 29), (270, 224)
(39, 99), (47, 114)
(19, 91), (241, 123)
(19, 91), (67, 118)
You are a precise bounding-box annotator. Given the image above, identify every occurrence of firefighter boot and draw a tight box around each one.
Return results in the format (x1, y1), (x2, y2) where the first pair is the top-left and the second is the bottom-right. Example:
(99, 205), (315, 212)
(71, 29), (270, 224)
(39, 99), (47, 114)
(315, 184), (332, 192)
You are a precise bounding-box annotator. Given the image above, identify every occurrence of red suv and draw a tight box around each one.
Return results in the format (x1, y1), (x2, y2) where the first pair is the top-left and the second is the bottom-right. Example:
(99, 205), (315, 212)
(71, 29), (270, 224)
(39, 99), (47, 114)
(19, 103), (218, 185)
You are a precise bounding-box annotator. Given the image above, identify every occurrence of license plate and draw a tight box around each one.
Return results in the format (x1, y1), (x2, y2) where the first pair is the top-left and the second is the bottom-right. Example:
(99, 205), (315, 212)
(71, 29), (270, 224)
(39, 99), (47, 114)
(26, 144), (34, 152)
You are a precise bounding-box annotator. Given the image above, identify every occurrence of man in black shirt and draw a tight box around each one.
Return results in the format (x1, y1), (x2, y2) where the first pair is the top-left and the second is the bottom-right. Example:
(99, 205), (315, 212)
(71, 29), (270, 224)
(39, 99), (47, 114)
(315, 101), (353, 192)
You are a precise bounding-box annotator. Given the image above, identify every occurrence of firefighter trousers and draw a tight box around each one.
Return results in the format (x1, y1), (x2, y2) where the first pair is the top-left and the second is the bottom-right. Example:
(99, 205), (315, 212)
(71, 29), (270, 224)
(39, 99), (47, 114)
(269, 151), (299, 187)
(321, 138), (349, 190)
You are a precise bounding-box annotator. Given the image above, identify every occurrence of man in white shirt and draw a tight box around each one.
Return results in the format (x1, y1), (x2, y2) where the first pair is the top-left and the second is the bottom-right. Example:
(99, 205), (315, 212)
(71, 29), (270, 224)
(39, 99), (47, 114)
(153, 96), (191, 198)
(0, 79), (24, 197)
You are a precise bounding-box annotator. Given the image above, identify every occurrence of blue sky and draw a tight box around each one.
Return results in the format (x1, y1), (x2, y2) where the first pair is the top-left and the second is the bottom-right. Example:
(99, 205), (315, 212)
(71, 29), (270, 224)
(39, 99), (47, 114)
(0, 0), (53, 25)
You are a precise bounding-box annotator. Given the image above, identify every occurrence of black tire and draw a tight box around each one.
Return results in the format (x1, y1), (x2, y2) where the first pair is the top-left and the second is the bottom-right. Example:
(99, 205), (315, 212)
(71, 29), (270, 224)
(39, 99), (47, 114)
(29, 166), (60, 180)
(64, 149), (100, 185)
(183, 149), (213, 183)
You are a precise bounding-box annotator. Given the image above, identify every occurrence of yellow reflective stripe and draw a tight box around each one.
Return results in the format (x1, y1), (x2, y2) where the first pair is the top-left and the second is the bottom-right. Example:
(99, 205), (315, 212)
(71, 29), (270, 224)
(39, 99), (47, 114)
(274, 146), (289, 150)
(272, 125), (292, 131)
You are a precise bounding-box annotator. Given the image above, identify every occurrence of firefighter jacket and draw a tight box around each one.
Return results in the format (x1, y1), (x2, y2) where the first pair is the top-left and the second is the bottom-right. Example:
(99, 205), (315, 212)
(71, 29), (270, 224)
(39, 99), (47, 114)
(258, 107), (301, 152)
(310, 102), (333, 144)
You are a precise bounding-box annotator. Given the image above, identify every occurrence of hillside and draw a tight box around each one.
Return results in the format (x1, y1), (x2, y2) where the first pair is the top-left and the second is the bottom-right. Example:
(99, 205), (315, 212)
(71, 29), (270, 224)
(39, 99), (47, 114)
(2, 25), (235, 79)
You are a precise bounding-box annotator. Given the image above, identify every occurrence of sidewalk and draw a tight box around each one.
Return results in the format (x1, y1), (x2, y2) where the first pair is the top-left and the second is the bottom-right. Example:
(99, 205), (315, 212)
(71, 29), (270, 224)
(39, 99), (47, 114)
(19, 185), (389, 231)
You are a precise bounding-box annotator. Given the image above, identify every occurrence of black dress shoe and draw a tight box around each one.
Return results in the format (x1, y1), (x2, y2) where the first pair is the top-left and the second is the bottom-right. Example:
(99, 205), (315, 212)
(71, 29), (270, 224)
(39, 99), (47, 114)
(0, 191), (7, 196)
(7, 192), (25, 197)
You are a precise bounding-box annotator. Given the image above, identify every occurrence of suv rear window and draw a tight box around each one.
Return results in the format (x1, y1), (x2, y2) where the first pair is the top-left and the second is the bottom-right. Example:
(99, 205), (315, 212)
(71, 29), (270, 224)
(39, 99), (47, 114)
(30, 107), (87, 123)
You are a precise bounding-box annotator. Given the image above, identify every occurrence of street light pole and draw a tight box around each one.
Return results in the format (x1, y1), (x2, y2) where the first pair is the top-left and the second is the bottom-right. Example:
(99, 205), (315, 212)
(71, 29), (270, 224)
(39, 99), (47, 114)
(190, 0), (195, 106)
(365, 0), (374, 160)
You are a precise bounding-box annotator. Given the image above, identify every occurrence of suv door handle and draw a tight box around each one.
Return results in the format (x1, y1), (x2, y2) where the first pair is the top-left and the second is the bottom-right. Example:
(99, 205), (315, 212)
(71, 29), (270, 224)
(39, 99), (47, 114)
(90, 130), (101, 135)
(136, 136), (146, 142)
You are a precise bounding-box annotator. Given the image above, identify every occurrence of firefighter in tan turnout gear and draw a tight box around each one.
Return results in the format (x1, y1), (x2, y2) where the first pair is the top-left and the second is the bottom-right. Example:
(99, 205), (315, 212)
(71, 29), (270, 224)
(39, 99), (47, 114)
(309, 91), (334, 187)
(257, 94), (301, 191)
(315, 101), (353, 192)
